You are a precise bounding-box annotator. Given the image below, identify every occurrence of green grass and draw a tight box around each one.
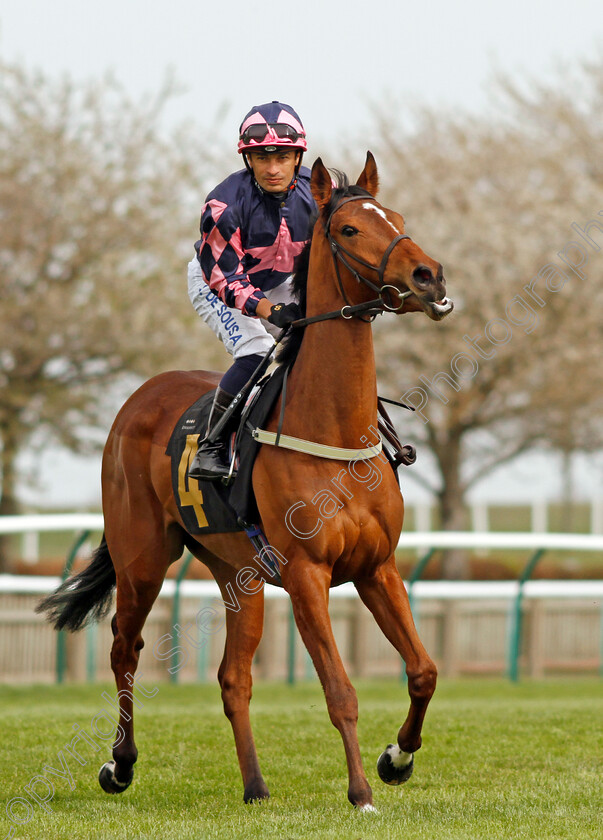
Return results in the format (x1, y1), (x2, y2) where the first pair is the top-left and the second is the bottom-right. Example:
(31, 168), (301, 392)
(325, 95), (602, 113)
(1, 679), (602, 839)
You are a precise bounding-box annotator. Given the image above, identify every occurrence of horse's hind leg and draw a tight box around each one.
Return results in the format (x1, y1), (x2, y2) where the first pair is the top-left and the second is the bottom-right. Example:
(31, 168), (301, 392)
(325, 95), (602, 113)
(98, 540), (172, 794)
(206, 556), (269, 803)
(355, 556), (437, 785)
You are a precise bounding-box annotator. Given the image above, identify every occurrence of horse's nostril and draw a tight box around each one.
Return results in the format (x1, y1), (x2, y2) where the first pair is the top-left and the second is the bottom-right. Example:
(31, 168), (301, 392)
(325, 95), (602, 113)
(413, 266), (434, 285)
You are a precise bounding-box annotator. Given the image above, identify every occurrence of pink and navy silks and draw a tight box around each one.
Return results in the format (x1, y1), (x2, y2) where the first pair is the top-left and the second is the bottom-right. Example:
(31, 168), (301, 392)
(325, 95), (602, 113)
(195, 166), (316, 316)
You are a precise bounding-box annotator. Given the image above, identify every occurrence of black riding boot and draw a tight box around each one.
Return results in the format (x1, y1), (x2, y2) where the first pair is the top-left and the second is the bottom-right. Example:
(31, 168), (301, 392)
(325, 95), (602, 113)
(188, 387), (234, 481)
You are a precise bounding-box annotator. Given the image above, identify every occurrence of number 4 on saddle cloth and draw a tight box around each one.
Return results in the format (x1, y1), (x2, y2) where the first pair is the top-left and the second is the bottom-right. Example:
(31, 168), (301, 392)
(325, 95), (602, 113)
(165, 363), (416, 583)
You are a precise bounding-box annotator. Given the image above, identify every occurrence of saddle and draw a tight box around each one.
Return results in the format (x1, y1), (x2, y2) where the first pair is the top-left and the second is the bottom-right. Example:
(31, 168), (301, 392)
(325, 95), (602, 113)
(165, 364), (290, 536)
(165, 364), (416, 538)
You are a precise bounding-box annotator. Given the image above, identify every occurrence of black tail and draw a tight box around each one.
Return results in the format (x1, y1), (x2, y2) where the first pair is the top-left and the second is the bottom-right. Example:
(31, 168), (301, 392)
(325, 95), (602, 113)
(36, 534), (116, 632)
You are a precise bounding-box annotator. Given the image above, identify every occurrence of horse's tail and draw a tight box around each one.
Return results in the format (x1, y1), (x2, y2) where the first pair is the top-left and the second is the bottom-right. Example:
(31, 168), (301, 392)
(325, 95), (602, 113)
(36, 534), (116, 632)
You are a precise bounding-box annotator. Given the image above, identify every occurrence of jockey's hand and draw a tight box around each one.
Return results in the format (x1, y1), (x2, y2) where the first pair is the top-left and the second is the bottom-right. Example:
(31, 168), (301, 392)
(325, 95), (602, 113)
(267, 301), (302, 328)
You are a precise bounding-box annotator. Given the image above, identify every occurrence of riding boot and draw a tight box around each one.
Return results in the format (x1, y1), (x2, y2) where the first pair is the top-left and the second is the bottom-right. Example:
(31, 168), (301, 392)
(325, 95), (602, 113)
(188, 387), (234, 482)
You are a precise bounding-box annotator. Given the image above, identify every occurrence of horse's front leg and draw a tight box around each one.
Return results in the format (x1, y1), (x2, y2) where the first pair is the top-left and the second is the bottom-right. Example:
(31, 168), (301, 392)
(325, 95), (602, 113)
(284, 561), (374, 810)
(354, 556), (437, 786)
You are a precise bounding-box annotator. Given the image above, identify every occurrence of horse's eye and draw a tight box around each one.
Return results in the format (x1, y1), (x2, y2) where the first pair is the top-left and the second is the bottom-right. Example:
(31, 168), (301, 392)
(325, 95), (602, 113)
(341, 225), (358, 237)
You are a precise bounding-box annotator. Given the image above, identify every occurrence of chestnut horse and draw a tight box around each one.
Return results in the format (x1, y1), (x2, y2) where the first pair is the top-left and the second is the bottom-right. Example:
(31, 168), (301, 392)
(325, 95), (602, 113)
(38, 153), (453, 810)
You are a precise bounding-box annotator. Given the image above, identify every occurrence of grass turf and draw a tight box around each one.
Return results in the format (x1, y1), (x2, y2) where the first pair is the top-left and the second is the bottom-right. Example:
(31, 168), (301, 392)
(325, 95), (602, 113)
(1, 678), (601, 839)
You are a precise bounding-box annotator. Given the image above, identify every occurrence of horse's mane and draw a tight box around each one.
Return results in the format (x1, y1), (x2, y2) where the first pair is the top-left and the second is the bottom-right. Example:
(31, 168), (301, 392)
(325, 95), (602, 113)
(276, 171), (372, 367)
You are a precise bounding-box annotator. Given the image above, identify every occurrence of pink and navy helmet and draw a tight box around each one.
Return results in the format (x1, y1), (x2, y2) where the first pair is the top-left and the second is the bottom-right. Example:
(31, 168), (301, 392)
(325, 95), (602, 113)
(238, 101), (307, 154)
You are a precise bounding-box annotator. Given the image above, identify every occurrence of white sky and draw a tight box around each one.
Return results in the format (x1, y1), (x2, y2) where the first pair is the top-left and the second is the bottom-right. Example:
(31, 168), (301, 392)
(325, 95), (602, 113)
(2, 0), (603, 506)
(2, 0), (602, 153)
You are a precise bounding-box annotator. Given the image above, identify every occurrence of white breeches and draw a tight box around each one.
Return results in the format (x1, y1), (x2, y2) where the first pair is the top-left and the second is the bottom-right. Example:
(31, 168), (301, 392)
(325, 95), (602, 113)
(187, 257), (296, 359)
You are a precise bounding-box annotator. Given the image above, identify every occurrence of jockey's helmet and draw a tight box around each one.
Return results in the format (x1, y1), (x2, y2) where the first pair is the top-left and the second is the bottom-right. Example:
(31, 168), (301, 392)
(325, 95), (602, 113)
(238, 102), (307, 154)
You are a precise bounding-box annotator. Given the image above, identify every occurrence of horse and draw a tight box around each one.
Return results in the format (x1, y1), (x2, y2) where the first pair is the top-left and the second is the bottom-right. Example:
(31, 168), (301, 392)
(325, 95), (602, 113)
(38, 152), (453, 811)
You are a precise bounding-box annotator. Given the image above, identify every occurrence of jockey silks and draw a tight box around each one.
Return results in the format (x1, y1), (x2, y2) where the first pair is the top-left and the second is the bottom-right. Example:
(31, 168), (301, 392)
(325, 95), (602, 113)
(195, 165), (315, 316)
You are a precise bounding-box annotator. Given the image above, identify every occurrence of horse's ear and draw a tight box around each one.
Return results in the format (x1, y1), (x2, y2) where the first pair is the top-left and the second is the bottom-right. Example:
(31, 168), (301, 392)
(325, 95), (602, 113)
(311, 157), (333, 208)
(356, 151), (379, 197)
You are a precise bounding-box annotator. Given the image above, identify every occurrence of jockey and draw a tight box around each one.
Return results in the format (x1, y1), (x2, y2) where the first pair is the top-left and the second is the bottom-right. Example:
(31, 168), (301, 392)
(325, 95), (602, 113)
(187, 101), (316, 481)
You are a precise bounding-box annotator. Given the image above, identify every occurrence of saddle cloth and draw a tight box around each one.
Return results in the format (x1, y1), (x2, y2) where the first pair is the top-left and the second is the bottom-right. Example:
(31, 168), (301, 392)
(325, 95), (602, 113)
(165, 365), (289, 535)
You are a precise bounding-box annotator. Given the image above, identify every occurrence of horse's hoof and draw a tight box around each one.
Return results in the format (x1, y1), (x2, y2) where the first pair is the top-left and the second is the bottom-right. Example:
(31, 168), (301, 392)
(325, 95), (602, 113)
(243, 781), (270, 804)
(98, 760), (134, 794)
(377, 744), (414, 785)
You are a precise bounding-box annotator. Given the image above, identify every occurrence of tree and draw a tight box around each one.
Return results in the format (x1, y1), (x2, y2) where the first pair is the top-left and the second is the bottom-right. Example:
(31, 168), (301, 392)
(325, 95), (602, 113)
(364, 56), (603, 576)
(0, 62), (227, 568)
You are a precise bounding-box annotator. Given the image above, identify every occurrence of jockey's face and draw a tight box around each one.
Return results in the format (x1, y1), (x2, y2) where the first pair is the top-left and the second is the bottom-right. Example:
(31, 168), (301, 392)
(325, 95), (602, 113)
(247, 149), (300, 193)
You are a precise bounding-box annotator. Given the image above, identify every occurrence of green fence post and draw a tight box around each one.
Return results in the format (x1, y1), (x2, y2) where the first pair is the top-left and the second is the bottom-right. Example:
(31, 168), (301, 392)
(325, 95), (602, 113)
(287, 600), (296, 685)
(86, 623), (97, 683)
(407, 548), (436, 621)
(196, 597), (210, 683)
(304, 646), (314, 681)
(507, 548), (546, 683)
(402, 547), (436, 681)
(56, 530), (91, 684)
(170, 552), (194, 683)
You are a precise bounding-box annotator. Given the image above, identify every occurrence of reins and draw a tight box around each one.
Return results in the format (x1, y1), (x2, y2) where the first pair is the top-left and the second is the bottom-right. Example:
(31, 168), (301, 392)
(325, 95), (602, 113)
(289, 296), (386, 328)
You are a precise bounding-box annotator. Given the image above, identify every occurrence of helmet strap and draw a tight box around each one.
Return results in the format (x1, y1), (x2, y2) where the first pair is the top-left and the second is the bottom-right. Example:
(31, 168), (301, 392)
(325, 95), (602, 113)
(294, 151), (303, 179)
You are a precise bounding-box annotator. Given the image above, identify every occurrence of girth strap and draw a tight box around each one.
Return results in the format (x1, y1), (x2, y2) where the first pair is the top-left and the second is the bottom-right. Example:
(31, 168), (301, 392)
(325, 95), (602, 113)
(250, 427), (383, 461)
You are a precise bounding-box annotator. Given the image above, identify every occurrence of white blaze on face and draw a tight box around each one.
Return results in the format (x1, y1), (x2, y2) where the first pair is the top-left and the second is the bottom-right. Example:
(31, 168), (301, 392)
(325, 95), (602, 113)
(363, 202), (401, 235)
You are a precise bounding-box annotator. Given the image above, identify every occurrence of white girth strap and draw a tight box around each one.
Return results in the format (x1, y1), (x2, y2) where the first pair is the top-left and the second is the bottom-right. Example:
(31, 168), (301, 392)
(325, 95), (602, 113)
(251, 428), (382, 461)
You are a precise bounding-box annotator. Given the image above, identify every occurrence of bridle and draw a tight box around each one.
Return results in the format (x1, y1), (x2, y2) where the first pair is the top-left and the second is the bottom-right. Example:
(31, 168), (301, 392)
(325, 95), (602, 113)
(288, 193), (417, 330)
(323, 194), (413, 317)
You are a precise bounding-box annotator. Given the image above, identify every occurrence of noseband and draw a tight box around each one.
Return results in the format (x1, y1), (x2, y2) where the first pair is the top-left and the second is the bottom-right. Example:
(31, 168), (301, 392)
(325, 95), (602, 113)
(324, 195), (413, 314)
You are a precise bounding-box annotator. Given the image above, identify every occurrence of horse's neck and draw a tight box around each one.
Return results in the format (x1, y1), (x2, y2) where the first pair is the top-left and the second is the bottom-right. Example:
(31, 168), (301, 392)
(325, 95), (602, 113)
(284, 310), (378, 450)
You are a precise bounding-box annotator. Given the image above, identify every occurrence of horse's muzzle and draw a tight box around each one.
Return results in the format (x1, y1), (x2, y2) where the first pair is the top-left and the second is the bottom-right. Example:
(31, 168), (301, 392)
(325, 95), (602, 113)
(424, 297), (454, 320)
